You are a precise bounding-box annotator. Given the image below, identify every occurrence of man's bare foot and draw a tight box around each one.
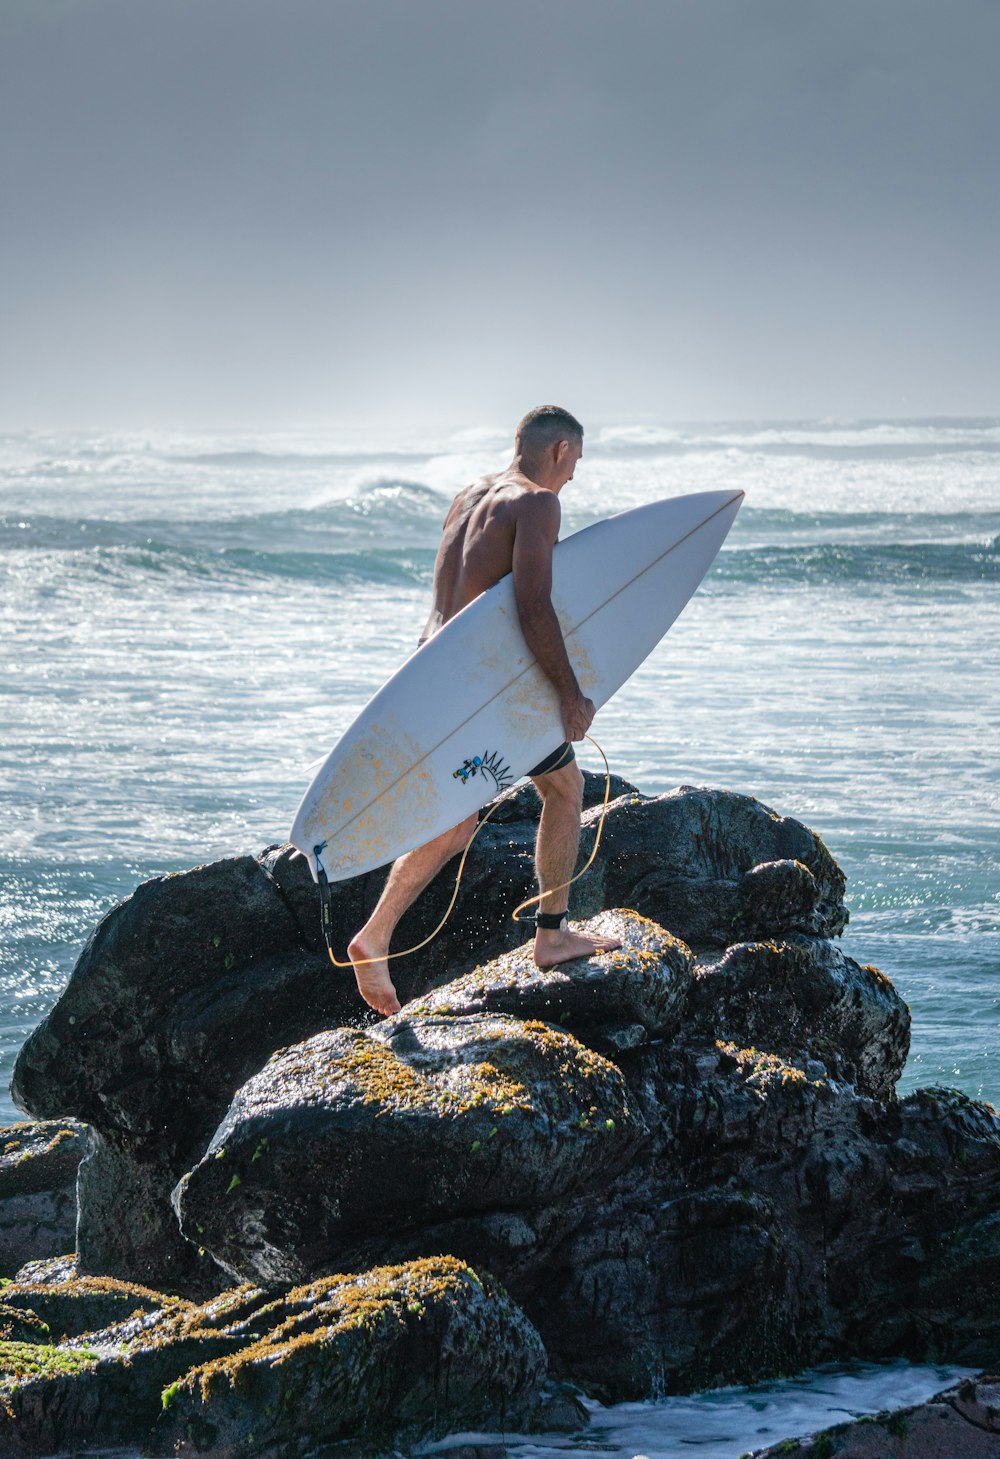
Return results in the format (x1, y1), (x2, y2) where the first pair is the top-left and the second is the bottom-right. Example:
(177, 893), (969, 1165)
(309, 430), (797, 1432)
(533, 922), (622, 969)
(347, 932), (402, 1016)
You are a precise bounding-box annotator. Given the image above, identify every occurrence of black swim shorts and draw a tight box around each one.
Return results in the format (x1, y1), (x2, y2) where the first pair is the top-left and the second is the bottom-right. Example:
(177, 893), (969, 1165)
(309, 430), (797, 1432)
(528, 742), (576, 777)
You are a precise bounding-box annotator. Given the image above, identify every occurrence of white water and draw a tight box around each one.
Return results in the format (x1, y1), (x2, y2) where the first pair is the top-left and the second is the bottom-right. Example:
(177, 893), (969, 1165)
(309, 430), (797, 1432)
(423, 1361), (974, 1459)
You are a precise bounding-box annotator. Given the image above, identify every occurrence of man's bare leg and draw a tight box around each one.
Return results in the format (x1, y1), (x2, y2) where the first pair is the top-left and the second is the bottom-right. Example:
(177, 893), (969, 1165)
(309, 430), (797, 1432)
(530, 761), (622, 967)
(348, 814), (478, 1015)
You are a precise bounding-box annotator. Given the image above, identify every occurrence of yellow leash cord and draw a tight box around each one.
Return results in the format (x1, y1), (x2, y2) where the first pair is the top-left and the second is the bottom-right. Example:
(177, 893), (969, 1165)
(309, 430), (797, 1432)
(321, 734), (612, 969)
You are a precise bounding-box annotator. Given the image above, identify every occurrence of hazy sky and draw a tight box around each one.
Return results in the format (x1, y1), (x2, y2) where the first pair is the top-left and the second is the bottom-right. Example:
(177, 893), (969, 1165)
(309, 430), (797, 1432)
(2, 0), (998, 431)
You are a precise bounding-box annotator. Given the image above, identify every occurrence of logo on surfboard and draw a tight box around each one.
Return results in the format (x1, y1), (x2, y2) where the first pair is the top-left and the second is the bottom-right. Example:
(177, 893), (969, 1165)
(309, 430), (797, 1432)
(452, 749), (513, 791)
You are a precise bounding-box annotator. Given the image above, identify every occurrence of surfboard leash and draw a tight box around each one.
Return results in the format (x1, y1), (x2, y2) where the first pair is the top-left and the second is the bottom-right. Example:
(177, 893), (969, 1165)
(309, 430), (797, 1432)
(316, 733), (613, 972)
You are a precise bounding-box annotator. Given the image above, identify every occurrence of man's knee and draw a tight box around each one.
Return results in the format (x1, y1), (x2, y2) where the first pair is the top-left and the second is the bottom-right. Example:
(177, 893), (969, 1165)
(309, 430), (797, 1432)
(533, 761), (584, 809)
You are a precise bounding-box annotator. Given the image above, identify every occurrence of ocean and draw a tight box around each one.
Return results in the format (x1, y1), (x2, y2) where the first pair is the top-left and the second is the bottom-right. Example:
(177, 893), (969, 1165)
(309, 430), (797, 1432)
(1, 418), (997, 1453)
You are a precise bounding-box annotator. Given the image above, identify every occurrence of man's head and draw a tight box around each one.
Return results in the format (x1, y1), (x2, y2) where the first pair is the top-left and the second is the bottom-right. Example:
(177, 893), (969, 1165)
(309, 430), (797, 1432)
(515, 405), (584, 489)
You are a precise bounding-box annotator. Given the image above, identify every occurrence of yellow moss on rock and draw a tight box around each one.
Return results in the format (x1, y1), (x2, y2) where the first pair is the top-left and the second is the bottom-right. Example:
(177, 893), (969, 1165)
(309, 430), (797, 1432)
(715, 1040), (819, 1094)
(176, 1255), (500, 1407)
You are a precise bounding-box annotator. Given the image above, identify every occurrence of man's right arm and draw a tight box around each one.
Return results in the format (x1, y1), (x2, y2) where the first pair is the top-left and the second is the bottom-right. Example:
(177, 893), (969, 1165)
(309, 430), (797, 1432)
(511, 492), (595, 741)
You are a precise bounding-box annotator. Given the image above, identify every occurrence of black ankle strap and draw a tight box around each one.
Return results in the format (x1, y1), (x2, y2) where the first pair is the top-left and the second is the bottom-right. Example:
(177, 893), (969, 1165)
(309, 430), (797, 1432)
(534, 909), (568, 930)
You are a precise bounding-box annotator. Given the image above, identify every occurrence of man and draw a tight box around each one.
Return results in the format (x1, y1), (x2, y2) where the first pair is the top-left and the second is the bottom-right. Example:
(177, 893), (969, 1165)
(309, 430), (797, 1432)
(348, 404), (621, 1015)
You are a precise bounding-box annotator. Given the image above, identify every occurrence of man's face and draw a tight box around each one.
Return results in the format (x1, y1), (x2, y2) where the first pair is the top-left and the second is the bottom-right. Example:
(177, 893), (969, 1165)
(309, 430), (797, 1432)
(558, 437), (584, 486)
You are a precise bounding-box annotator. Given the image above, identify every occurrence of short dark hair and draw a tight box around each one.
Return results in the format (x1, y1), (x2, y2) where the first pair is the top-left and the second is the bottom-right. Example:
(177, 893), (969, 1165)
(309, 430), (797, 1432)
(515, 404), (584, 455)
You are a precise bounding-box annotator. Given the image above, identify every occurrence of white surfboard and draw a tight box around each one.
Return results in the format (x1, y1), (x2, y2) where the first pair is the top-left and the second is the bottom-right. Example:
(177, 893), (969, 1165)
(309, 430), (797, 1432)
(291, 489), (743, 882)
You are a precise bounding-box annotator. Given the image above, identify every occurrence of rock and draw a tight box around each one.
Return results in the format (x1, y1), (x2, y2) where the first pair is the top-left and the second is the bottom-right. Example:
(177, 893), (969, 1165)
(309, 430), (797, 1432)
(0, 1305), (51, 1343)
(155, 1257), (547, 1458)
(0, 1281), (257, 1455)
(11, 856), (305, 1141)
(175, 1013), (646, 1284)
(749, 1373), (1000, 1456)
(0, 1120), (86, 1278)
(11, 856), (369, 1288)
(505, 1050), (1000, 1398)
(75, 1127), (222, 1294)
(686, 936), (910, 1100)
(531, 1381), (591, 1432)
(13, 1254), (78, 1285)
(584, 786), (848, 946)
(0, 1259), (542, 1456)
(0, 1272), (191, 1340)
(953, 1375), (1000, 1433)
(407, 908), (693, 1050)
(9, 773), (997, 1432)
(839, 1090), (1000, 1366)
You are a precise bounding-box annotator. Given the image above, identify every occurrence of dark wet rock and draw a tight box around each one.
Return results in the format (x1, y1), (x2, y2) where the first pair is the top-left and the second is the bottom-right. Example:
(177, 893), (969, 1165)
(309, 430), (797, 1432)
(837, 1089), (1000, 1368)
(11, 855), (368, 1289)
(11, 856), (305, 1141)
(0, 1120), (87, 1277)
(0, 1258), (547, 1458)
(532, 1381), (591, 1432)
(175, 1013), (645, 1285)
(733, 857), (825, 939)
(407, 908), (693, 1051)
(749, 1372), (1000, 1457)
(526, 1055), (1000, 1398)
(580, 786), (848, 948)
(686, 936), (910, 1100)
(156, 1257), (547, 1458)
(164, 990), (1000, 1404)
(75, 1126), (222, 1294)
(8, 770), (998, 1433)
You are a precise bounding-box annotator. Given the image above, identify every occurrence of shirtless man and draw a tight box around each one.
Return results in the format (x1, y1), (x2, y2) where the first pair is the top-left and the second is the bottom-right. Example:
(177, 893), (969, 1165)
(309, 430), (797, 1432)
(348, 405), (621, 1015)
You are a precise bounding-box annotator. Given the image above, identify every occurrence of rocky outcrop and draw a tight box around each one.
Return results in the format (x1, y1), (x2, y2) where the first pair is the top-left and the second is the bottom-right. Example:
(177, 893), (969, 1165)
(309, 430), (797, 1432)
(750, 1372), (1000, 1457)
(686, 936), (910, 1100)
(0, 1256), (546, 1457)
(0, 1120), (86, 1277)
(6, 778), (998, 1455)
(11, 781), (851, 1290)
(157, 1258), (546, 1457)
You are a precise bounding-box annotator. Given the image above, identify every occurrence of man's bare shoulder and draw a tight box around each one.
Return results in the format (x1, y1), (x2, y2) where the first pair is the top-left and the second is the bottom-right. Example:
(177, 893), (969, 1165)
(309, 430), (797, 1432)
(448, 470), (557, 521)
(508, 482), (561, 536)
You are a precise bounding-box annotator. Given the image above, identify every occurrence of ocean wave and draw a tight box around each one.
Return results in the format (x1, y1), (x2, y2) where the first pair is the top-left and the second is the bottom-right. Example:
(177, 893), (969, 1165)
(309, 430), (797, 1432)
(732, 507), (1000, 544)
(2, 531), (993, 596)
(4, 422), (1000, 488)
(0, 479), (450, 555)
(715, 538), (999, 587)
(590, 418), (1000, 458)
(15, 540), (437, 589)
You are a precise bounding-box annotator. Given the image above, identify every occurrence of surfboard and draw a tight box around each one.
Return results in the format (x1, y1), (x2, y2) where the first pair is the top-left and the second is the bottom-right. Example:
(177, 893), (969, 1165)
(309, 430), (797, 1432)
(291, 489), (743, 882)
